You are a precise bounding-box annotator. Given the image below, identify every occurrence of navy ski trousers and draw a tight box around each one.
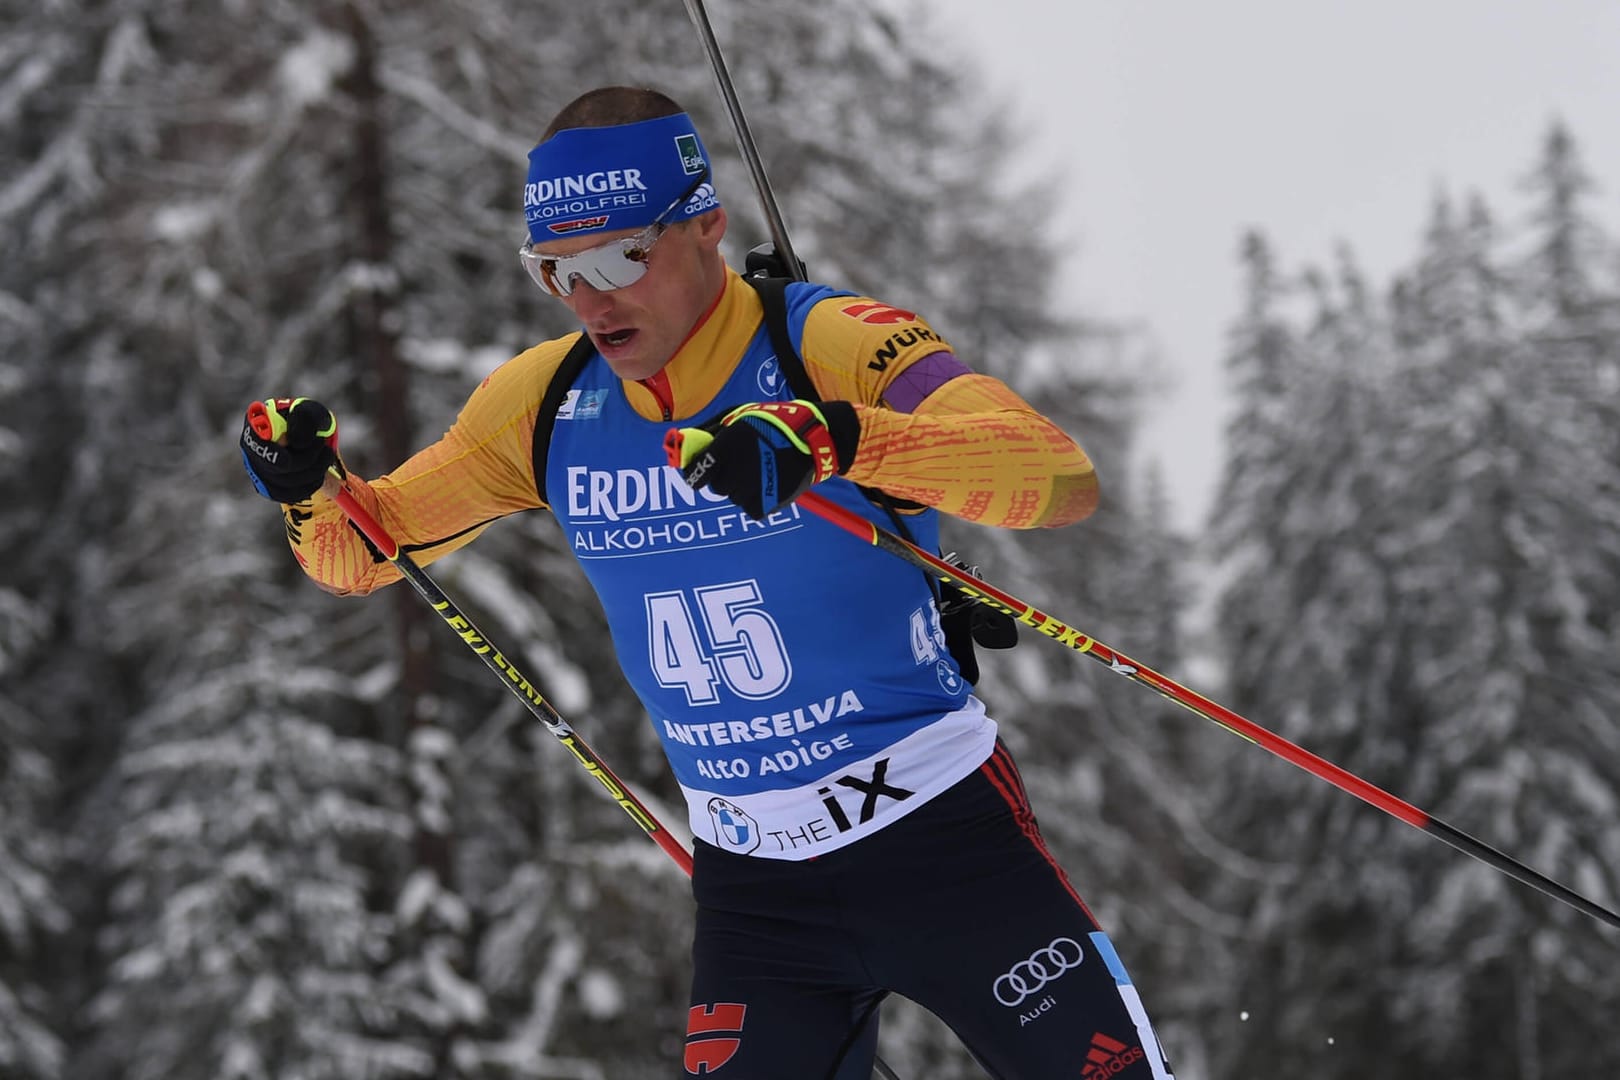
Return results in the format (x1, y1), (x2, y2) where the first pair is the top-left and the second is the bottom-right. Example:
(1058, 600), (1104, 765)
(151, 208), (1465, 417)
(681, 741), (1176, 1079)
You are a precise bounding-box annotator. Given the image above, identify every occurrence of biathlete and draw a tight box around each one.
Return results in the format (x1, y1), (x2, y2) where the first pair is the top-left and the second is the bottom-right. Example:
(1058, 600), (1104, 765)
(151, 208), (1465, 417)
(240, 84), (1176, 1080)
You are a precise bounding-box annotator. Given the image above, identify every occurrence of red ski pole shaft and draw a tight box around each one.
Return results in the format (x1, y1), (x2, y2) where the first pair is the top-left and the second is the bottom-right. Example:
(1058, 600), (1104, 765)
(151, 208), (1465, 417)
(797, 491), (1620, 933)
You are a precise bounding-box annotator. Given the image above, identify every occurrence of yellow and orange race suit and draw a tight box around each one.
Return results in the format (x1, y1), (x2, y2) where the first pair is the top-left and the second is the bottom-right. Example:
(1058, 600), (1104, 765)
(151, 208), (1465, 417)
(282, 267), (1097, 595)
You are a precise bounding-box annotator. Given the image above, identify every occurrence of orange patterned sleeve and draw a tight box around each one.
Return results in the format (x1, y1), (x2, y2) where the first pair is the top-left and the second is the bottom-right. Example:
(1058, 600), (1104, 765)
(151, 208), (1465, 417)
(798, 297), (1098, 529)
(281, 338), (574, 595)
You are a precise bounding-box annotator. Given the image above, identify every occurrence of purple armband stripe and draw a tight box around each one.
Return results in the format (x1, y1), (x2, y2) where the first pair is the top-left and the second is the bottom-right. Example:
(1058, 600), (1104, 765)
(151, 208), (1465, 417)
(881, 351), (972, 414)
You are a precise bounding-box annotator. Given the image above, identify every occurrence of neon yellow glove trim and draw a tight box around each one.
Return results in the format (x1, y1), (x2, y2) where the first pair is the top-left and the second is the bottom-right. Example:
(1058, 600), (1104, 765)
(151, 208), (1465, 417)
(672, 427), (716, 469)
(720, 400), (828, 456)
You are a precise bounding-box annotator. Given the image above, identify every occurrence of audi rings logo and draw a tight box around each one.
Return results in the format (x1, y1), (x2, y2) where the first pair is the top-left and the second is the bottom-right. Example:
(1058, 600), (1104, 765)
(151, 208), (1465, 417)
(992, 937), (1085, 1006)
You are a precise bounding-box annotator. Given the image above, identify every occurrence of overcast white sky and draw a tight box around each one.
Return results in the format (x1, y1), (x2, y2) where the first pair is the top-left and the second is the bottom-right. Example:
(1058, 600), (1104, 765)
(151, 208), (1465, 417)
(926, 0), (1620, 531)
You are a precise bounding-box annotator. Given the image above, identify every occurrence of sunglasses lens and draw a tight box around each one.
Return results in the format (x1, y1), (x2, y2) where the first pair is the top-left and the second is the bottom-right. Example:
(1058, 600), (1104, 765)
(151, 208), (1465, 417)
(520, 227), (659, 297)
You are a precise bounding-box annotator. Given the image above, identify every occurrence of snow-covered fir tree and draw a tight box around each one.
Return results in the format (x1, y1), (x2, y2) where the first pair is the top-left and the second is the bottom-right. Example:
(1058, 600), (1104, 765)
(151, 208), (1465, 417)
(4, 0), (1186, 1076)
(1205, 129), (1620, 1079)
(0, 594), (65, 1079)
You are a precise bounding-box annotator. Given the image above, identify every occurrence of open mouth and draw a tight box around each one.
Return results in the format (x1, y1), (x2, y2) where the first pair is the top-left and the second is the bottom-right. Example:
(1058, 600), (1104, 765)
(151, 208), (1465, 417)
(598, 328), (636, 348)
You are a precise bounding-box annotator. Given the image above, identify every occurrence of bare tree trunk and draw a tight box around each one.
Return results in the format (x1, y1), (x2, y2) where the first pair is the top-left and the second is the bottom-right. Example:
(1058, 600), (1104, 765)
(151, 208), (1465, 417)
(340, 3), (452, 887)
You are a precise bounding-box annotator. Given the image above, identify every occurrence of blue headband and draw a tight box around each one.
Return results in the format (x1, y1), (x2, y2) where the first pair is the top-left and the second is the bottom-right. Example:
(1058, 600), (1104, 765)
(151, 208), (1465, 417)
(523, 113), (720, 243)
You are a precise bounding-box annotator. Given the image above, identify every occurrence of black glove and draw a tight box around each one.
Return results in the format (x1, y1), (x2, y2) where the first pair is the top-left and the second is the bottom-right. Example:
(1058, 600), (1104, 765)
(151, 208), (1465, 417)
(239, 397), (342, 503)
(664, 399), (860, 520)
(938, 562), (1019, 686)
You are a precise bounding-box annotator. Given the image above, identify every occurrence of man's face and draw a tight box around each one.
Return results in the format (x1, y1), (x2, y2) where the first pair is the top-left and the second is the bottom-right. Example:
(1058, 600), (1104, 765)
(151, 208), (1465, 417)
(532, 208), (728, 382)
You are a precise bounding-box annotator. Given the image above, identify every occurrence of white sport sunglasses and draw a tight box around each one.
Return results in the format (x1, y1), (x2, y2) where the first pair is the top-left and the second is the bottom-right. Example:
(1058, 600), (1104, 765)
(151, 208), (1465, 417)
(518, 171), (710, 298)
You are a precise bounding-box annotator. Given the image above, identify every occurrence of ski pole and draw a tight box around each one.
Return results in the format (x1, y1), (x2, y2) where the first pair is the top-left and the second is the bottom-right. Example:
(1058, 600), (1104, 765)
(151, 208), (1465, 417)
(324, 472), (692, 876)
(796, 490), (1620, 933)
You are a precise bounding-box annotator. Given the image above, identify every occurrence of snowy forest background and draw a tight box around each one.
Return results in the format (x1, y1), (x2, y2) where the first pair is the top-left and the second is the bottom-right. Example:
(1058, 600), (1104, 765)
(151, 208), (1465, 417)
(3, 0), (1619, 1077)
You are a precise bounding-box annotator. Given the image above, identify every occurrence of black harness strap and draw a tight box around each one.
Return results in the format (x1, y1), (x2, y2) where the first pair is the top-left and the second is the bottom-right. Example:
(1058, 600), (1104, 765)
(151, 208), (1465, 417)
(742, 273), (820, 401)
(530, 331), (601, 504)
(740, 275), (1012, 680)
(740, 273), (927, 513)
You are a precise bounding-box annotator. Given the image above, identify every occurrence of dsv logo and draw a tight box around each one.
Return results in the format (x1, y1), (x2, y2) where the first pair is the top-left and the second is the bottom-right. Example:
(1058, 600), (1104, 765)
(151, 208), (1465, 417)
(992, 937), (1085, 1006)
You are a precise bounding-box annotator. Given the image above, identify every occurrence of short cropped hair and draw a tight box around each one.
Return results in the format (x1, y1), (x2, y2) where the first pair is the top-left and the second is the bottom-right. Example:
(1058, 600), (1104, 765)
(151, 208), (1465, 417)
(541, 86), (687, 141)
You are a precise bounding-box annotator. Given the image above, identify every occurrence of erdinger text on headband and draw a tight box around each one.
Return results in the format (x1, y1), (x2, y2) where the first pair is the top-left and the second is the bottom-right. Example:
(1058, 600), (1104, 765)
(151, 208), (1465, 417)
(521, 112), (720, 237)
